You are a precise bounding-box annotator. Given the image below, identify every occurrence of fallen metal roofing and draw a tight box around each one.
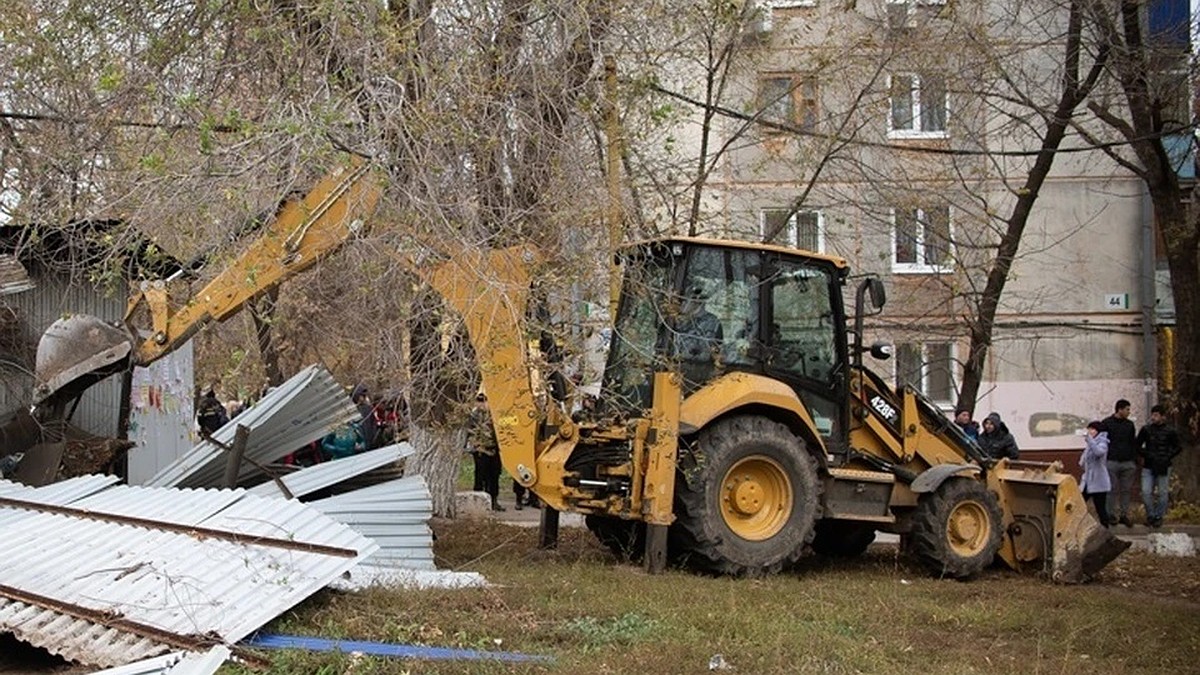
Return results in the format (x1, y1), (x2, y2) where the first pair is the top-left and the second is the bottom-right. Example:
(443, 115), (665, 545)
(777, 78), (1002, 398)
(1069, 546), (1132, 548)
(0, 481), (377, 668)
(0, 254), (34, 296)
(144, 365), (359, 489)
(89, 646), (231, 675)
(309, 476), (435, 570)
(246, 442), (413, 500)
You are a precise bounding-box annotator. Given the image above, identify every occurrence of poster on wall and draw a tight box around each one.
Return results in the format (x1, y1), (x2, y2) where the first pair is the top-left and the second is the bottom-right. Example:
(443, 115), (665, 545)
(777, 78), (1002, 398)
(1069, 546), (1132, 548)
(975, 379), (1152, 452)
(126, 339), (195, 484)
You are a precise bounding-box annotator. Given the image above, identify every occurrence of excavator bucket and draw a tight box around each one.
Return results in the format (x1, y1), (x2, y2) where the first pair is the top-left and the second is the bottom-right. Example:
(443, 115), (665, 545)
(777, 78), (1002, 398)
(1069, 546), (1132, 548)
(32, 314), (135, 406)
(988, 459), (1131, 583)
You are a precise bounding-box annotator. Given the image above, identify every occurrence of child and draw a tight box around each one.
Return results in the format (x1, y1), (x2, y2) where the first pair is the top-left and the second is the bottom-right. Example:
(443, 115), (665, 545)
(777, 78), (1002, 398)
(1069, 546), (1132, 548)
(1080, 420), (1112, 526)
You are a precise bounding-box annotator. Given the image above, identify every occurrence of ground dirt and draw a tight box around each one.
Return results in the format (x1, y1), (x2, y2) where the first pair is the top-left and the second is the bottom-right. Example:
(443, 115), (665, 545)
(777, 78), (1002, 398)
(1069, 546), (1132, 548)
(0, 511), (1195, 667)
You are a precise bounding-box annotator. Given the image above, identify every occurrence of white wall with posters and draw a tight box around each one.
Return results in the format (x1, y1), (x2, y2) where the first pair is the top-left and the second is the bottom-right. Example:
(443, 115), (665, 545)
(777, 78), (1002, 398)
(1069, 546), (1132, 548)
(974, 379), (1152, 452)
(126, 339), (195, 484)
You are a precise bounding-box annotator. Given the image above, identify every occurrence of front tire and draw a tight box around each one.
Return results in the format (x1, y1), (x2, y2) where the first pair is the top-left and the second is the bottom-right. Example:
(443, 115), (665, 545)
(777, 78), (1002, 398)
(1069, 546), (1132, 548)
(908, 477), (1003, 579)
(671, 415), (820, 576)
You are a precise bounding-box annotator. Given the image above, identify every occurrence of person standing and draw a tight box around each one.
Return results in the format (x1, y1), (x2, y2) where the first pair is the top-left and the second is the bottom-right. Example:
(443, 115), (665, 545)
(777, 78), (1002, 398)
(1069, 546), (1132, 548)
(351, 383), (380, 450)
(1101, 399), (1138, 527)
(977, 412), (1019, 460)
(954, 408), (980, 440)
(468, 394), (504, 511)
(196, 387), (228, 435)
(1080, 421), (1112, 527)
(1136, 404), (1181, 528)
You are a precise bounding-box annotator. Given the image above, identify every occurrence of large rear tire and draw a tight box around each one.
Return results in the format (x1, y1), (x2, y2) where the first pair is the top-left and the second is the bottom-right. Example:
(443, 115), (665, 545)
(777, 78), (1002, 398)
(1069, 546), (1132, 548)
(671, 415), (820, 576)
(908, 477), (1003, 579)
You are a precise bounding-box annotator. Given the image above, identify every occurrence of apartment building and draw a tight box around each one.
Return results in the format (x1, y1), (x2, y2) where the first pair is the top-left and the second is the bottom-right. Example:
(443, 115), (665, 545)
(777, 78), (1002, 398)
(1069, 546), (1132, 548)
(637, 0), (1190, 453)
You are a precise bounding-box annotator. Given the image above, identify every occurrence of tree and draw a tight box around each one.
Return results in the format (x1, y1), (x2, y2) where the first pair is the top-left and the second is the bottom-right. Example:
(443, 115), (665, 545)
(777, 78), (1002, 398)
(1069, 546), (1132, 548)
(0, 0), (632, 514)
(1082, 0), (1200, 498)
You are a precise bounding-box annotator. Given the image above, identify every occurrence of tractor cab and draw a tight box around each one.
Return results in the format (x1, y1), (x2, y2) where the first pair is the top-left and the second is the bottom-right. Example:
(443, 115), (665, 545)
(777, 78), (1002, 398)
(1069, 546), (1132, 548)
(600, 238), (851, 449)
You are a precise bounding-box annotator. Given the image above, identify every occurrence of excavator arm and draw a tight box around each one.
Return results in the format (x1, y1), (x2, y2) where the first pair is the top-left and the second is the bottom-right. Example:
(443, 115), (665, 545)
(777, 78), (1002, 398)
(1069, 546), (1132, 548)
(33, 158), (380, 405)
(31, 157), (551, 502)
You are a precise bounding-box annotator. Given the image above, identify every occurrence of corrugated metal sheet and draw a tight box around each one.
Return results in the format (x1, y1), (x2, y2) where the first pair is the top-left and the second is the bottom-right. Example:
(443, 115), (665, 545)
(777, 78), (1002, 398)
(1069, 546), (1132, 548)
(88, 652), (189, 675)
(0, 481), (378, 668)
(0, 254), (34, 296)
(0, 273), (126, 438)
(89, 647), (230, 675)
(310, 476), (435, 570)
(246, 442), (413, 500)
(145, 365), (358, 488)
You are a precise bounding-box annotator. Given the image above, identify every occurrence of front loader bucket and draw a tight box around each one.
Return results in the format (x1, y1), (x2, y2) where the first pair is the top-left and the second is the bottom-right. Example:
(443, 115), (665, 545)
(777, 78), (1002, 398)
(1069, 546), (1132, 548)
(988, 459), (1131, 583)
(33, 314), (135, 406)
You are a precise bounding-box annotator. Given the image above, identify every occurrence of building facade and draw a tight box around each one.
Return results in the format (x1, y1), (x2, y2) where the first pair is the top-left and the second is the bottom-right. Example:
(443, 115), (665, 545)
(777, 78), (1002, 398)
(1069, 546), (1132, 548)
(633, 0), (1190, 453)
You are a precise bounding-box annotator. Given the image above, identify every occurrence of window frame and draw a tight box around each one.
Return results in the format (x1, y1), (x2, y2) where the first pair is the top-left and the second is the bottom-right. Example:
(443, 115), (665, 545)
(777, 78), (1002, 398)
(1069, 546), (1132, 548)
(891, 205), (953, 273)
(887, 73), (949, 138)
(761, 207), (825, 253)
(894, 340), (956, 405)
(758, 74), (820, 133)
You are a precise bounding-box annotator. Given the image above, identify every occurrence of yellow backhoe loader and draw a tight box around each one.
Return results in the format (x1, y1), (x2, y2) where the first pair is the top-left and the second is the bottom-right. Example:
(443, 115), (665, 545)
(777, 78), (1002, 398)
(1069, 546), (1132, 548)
(25, 158), (1127, 583)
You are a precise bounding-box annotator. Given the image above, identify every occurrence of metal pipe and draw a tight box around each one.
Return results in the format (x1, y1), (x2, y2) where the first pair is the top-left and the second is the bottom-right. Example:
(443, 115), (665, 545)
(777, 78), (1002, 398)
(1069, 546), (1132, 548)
(1141, 186), (1157, 417)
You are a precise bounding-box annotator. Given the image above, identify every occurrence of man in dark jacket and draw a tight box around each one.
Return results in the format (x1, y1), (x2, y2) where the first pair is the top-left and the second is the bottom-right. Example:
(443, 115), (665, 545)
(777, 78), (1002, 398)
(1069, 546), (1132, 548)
(1137, 404), (1181, 528)
(1101, 399), (1138, 526)
(978, 412), (1019, 460)
(196, 388), (228, 435)
(351, 383), (380, 451)
(954, 408), (980, 440)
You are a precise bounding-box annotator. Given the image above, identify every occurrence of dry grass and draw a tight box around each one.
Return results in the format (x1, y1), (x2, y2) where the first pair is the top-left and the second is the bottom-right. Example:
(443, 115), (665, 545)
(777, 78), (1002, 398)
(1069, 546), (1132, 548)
(226, 520), (1200, 675)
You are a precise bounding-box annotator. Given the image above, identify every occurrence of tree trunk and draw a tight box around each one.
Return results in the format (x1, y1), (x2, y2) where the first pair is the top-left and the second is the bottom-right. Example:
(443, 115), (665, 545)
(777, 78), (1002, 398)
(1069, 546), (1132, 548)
(250, 287), (286, 386)
(1161, 204), (1200, 502)
(406, 423), (467, 518)
(958, 0), (1104, 411)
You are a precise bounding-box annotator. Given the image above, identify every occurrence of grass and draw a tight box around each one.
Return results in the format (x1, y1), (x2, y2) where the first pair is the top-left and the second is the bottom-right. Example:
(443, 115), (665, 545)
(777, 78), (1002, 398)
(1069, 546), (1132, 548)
(223, 519), (1200, 674)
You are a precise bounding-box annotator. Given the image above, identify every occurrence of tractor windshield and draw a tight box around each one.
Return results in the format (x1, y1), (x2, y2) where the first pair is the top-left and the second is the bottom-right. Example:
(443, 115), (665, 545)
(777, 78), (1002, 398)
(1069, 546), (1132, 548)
(600, 246), (674, 413)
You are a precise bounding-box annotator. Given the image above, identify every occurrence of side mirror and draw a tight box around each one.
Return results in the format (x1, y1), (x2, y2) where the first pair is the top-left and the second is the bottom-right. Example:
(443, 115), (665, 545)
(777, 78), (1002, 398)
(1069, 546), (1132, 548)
(867, 278), (886, 310)
(869, 341), (893, 360)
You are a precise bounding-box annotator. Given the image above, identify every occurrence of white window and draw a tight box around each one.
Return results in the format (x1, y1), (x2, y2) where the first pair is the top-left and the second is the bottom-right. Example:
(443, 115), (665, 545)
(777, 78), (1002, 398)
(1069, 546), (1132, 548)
(892, 205), (952, 273)
(896, 341), (954, 403)
(886, 0), (948, 30)
(888, 73), (948, 137)
(759, 75), (819, 133)
(762, 208), (823, 252)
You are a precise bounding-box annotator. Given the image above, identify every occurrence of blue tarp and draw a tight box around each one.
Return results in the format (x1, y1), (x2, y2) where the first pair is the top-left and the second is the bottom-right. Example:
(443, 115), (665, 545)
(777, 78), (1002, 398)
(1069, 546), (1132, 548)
(243, 633), (555, 664)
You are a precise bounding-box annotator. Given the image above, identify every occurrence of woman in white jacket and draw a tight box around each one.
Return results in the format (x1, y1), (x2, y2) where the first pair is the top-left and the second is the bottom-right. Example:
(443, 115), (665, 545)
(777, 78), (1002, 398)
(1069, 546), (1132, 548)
(1080, 421), (1112, 526)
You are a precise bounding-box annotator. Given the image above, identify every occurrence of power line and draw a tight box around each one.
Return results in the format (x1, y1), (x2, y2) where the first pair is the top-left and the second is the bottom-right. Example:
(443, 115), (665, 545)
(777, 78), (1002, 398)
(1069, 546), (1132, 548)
(646, 82), (1198, 159)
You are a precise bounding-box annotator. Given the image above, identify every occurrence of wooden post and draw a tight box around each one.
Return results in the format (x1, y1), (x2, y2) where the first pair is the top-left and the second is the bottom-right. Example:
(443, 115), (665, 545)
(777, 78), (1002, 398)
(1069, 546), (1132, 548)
(539, 506), (560, 550)
(223, 424), (250, 489)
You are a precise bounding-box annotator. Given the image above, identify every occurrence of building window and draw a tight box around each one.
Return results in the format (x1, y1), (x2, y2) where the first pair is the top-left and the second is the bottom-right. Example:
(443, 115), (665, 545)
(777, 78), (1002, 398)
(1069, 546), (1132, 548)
(762, 208), (823, 252)
(896, 341), (954, 403)
(759, 75), (819, 132)
(893, 205), (951, 273)
(886, 0), (948, 31)
(888, 73), (947, 137)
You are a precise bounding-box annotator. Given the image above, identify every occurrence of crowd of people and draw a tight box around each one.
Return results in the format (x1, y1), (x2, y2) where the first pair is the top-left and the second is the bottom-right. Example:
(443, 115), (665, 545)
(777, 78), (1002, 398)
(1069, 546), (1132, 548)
(195, 382), (406, 466)
(953, 398), (1182, 528)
